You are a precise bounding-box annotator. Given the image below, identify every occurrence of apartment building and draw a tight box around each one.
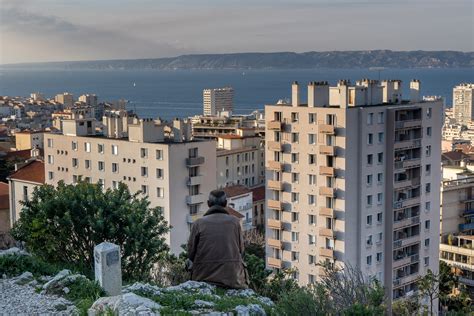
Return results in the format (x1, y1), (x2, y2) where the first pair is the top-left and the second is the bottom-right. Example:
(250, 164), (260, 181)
(264, 79), (442, 304)
(440, 176), (474, 292)
(453, 83), (474, 124)
(15, 130), (44, 150)
(216, 129), (265, 188)
(43, 115), (216, 254)
(203, 87), (233, 116)
(55, 93), (74, 108)
(222, 185), (254, 231)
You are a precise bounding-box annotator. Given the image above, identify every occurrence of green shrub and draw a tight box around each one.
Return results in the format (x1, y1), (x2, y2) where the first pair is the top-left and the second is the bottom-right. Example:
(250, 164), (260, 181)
(275, 285), (328, 315)
(12, 180), (170, 281)
(0, 254), (60, 277)
(64, 277), (105, 316)
(244, 253), (271, 294)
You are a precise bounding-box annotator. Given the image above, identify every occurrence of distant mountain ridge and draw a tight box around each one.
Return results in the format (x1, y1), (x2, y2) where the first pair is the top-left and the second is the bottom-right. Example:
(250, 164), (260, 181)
(3, 50), (473, 70)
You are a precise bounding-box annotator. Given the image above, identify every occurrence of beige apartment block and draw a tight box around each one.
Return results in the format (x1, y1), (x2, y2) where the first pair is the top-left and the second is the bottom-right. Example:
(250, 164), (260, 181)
(43, 116), (216, 254)
(264, 79), (442, 305)
(216, 129), (265, 188)
(453, 83), (474, 123)
(15, 131), (44, 150)
(203, 87), (233, 116)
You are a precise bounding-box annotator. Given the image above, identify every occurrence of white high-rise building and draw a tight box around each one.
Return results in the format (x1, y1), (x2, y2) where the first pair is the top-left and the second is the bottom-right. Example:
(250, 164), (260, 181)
(453, 83), (474, 123)
(55, 93), (74, 108)
(203, 87), (234, 116)
(265, 79), (442, 306)
(79, 94), (98, 107)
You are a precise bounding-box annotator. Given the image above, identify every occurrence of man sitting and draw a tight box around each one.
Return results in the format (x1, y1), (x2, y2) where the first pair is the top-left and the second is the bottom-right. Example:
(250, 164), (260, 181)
(187, 190), (249, 289)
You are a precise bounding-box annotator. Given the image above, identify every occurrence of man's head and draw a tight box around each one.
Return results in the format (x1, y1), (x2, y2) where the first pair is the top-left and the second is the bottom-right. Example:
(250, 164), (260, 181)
(208, 189), (227, 208)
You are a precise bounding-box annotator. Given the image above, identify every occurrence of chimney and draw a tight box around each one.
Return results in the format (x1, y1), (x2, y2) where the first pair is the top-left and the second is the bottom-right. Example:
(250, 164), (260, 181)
(292, 81), (299, 107)
(338, 80), (349, 108)
(410, 79), (421, 103)
(308, 81), (329, 107)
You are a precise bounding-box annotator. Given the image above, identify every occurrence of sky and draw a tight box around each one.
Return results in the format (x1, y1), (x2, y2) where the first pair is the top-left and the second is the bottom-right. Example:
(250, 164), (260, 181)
(0, 0), (473, 64)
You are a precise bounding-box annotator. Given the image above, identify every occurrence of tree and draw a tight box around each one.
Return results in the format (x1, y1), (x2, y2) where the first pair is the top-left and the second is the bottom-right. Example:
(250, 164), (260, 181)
(243, 229), (265, 259)
(417, 269), (440, 315)
(12, 180), (170, 281)
(244, 253), (271, 293)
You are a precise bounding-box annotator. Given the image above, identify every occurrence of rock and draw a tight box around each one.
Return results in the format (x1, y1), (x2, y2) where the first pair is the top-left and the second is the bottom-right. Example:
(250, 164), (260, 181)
(226, 288), (256, 298)
(13, 272), (34, 285)
(234, 304), (266, 316)
(123, 282), (161, 297)
(166, 280), (216, 295)
(194, 299), (215, 308)
(88, 293), (161, 316)
(257, 296), (274, 306)
(63, 287), (70, 294)
(0, 247), (29, 257)
(42, 269), (87, 295)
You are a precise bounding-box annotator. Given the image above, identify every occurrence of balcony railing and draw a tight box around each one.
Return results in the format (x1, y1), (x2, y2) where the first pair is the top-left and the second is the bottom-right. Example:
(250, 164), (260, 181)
(393, 138), (422, 150)
(267, 120), (283, 131)
(319, 207), (334, 217)
(319, 145), (335, 156)
(393, 215), (420, 229)
(319, 166), (335, 176)
(186, 194), (206, 205)
(267, 218), (282, 230)
(459, 222), (474, 231)
(319, 228), (334, 238)
(393, 235), (420, 249)
(318, 124), (335, 135)
(267, 160), (282, 171)
(393, 254), (419, 268)
(268, 180), (283, 190)
(267, 141), (282, 151)
(394, 178), (421, 189)
(394, 158), (421, 170)
(393, 196), (421, 209)
(395, 119), (422, 129)
(186, 156), (205, 166)
(267, 257), (282, 268)
(267, 199), (282, 210)
(267, 238), (283, 249)
(319, 187), (335, 197)
(319, 247), (334, 258)
(187, 175), (203, 186)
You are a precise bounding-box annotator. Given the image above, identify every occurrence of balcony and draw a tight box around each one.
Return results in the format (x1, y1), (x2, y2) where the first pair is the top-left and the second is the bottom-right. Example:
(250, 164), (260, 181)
(319, 228), (334, 238)
(267, 141), (282, 151)
(394, 158), (421, 170)
(319, 166), (335, 176)
(393, 139), (422, 150)
(267, 218), (282, 230)
(268, 180), (283, 191)
(393, 196), (420, 209)
(319, 145), (334, 156)
(267, 199), (282, 210)
(268, 160), (282, 171)
(393, 235), (420, 249)
(394, 178), (421, 189)
(186, 211), (206, 224)
(267, 120), (283, 131)
(186, 156), (205, 166)
(268, 238), (283, 249)
(393, 254), (419, 268)
(187, 175), (203, 186)
(319, 207), (334, 217)
(393, 273), (419, 286)
(459, 222), (474, 231)
(319, 247), (334, 258)
(318, 124), (335, 135)
(267, 257), (282, 269)
(186, 194), (206, 205)
(319, 187), (335, 197)
(393, 216), (420, 230)
(395, 119), (422, 130)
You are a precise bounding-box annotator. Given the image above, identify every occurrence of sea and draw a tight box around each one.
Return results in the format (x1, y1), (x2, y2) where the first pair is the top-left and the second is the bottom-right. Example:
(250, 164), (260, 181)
(0, 68), (472, 120)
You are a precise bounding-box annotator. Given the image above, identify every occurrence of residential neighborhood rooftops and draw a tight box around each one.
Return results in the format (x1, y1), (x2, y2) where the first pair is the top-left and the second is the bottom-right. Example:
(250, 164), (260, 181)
(222, 185), (251, 198)
(8, 160), (45, 184)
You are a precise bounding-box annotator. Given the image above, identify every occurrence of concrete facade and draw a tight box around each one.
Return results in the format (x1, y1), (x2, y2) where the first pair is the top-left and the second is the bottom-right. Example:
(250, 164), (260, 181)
(203, 87), (233, 116)
(453, 83), (474, 123)
(15, 131), (44, 150)
(264, 80), (442, 304)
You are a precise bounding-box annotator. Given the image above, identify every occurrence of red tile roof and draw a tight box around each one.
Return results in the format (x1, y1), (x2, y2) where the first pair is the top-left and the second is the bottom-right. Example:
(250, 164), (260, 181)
(226, 207), (244, 219)
(8, 160), (45, 184)
(0, 182), (8, 210)
(6, 149), (32, 160)
(223, 185), (251, 198)
(251, 185), (265, 202)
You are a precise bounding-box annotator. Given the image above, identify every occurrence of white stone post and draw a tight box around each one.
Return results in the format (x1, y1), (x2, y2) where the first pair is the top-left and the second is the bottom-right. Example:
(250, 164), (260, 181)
(94, 242), (122, 296)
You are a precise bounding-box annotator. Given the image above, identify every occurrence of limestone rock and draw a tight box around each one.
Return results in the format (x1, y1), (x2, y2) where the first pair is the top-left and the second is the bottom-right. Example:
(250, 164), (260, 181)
(88, 292), (161, 316)
(226, 288), (256, 298)
(123, 282), (162, 297)
(0, 247), (29, 257)
(13, 272), (34, 285)
(234, 304), (266, 316)
(42, 269), (88, 295)
(194, 299), (215, 308)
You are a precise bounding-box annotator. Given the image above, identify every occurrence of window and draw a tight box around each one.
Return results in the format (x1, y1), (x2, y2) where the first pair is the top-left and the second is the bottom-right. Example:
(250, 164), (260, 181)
(274, 111), (282, 122)
(189, 148), (198, 158)
(111, 145), (118, 156)
(291, 153), (299, 163)
(367, 215), (373, 226)
(377, 232), (383, 244)
(140, 148), (148, 158)
(112, 181), (118, 189)
(378, 132), (384, 143)
(367, 195), (373, 206)
(377, 212), (383, 223)
(309, 113), (316, 124)
(424, 257), (429, 266)
(377, 112), (384, 124)
(425, 183), (431, 193)
(309, 215), (316, 225)
(377, 152), (383, 164)
(190, 204), (200, 215)
(98, 144), (104, 154)
(47, 138), (53, 148)
(141, 166), (148, 177)
(367, 255), (372, 266)
(377, 173), (383, 183)
(98, 161), (105, 171)
(85, 159), (91, 169)
(48, 171), (54, 180)
(326, 114), (336, 125)
(157, 187), (164, 198)
(308, 234), (316, 245)
(427, 108), (432, 118)
(291, 192), (299, 203)
(424, 238), (430, 248)
(308, 154), (316, 164)
(376, 252), (382, 263)
(367, 113), (374, 125)
(308, 195), (316, 205)
(308, 255), (315, 265)
(291, 212), (299, 222)
(47, 155), (54, 164)
(366, 235), (373, 246)
(156, 168), (164, 179)
(292, 232), (299, 242)
(426, 145), (431, 157)
(426, 127), (432, 137)
(367, 174), (373, 186)
(367, 133), (373, 145)
(112, 163), (118, 173)
(291, 112), (299, 122)
(425, 220), (431, 230)
(225, 157), (229, 166)
(377, 193), (383, 205)
(425, 164), (431, 175)
(367, 154), (373, 165)
(309, 274), (316, 284)
(84, 142), (91, 152)
(291, 251), (299, 261)
(72, 141), (78, 151)
(141, 185), (148, 195)
(291, 132), (299, 143)
(292, 173), (299, 183)
(308, 134), (316, 144)
(98, 179), (104, 188)
(425, 201), (431, 211)
(156, 149), (163, 160)
(309, 174), (317, 185)
(72, 158), (78, 168)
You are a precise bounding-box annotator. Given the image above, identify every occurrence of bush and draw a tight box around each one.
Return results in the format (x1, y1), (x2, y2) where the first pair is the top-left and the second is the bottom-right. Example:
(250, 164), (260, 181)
(12, 180), (170, 281)
(244, 253), (271, 294)
(64, 278), (105, 316)
(275, 285), (329, 315)
(0, 254), (60, 277)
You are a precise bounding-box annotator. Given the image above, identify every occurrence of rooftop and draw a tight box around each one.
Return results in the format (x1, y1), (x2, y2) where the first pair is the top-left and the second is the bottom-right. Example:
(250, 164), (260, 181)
(222, 185), (251, 198)
(8, 160), (45, 184)
(226, 207), (244, 219)
(251, 185), (265, 202)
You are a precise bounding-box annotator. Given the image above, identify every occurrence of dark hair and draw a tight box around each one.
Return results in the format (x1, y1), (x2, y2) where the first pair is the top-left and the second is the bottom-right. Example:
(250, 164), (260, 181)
(208, 190), (227, 207)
